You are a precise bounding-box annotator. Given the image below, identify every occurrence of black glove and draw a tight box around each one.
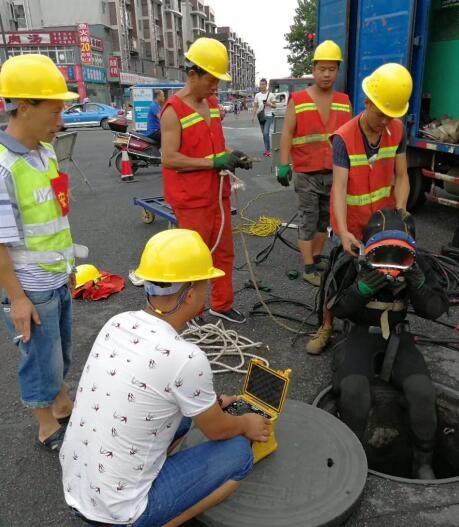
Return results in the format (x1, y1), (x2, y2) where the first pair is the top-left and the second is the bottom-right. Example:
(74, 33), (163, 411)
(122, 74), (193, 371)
(403, 263), (425, 290)
(231, 150), (253, 170)
(213, 152), (240, 172)
(356, 263), (388, 297)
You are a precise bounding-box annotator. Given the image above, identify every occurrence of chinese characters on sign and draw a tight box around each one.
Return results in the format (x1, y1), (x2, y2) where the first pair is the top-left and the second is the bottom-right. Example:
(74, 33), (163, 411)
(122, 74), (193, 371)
(82, 66), (107, 84)
(77, 23), (92, 65)
(6, 32), (78, 46)
(109, 56), (120, 78)
(90, 36), (104, 51)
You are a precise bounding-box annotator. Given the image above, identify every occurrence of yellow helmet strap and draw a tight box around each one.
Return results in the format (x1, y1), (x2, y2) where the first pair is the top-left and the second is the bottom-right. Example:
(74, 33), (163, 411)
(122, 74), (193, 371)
(146, 283), (193, 317)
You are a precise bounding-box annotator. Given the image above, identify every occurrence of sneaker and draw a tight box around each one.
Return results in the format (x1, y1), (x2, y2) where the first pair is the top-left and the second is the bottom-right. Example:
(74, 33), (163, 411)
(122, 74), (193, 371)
(314, 257), (329, 271)
(266, 150), (272, 157)
(303, 271), (321, 287)
(208, 308), (246, 324)
(263, 150), (269, 157)
(306, 325), (333, 355)
(128, 270), (144, 287)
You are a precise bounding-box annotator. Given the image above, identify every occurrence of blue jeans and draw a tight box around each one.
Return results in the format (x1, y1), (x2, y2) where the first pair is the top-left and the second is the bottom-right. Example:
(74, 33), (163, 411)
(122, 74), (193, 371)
(132, 419), (253, 527)
(1, 284), (72, 408)
(260, 115), (273, 151)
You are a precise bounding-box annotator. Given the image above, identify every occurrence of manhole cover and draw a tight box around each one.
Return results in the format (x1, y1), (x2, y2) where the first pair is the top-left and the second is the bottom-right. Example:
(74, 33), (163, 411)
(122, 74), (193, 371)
(180, 399), (367, 527)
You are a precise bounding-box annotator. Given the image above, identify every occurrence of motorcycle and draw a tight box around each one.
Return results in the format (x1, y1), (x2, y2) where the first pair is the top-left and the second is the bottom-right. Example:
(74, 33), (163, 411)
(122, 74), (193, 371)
(108, 117), (161, 175)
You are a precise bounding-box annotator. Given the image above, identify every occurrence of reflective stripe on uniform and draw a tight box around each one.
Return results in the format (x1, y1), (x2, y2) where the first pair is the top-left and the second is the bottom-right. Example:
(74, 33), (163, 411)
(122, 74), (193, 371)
(346, 186), (392, 206)
(205, 151), (226, 159)
(23, 215), (70, 237)
(292, 133), (330, 146)
(349, 146), (399, 167)
(330, 103), (351, 112)
(294, 102), (317, 114)
(210, 108), (220, 118)
(180, 112), (204, 129)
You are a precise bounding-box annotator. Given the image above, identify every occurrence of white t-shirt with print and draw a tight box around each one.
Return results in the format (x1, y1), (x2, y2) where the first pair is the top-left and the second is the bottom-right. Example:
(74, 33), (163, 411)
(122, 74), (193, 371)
(60, 310), (217, 525)
(254, 91), (276, 117)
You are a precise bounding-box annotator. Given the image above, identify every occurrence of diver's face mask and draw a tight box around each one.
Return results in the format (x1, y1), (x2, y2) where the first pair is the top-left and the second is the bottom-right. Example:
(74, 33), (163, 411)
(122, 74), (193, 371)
(364, 230), (416, 280)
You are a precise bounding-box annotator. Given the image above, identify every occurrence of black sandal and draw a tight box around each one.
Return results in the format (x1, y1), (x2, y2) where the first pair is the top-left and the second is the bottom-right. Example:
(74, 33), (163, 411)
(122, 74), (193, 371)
(38, 425), (66, 452)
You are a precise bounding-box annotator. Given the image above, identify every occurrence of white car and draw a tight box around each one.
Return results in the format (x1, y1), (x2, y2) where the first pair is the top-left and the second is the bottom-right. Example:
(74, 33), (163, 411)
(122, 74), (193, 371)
(222, 102), (234, 112)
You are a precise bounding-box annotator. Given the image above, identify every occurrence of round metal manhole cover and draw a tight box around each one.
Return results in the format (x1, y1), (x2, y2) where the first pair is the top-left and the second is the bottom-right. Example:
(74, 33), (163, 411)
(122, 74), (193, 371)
(180, 399), (367, 527)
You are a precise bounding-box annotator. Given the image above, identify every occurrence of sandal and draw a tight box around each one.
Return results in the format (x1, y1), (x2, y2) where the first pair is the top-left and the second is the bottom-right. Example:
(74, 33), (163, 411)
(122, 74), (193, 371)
(38, 425), (66, 452)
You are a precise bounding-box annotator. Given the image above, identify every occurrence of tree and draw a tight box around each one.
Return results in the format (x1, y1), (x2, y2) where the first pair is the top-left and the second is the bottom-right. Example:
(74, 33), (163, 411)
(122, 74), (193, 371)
(285, 0), (317, 77)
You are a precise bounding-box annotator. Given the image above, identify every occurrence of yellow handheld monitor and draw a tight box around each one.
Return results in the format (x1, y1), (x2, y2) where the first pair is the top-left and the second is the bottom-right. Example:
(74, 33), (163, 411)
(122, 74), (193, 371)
(225, 359), (291, 462)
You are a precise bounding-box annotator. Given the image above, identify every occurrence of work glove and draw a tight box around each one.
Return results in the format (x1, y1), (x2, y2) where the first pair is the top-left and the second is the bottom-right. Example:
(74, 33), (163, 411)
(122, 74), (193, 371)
(403, 263), (425, 291)
(231, 150), (253, 170)
(213, 152), (242, 172)
(356, 263), (388, 297)
(277, 164), (292, 187)
(396, 208), (412, 222)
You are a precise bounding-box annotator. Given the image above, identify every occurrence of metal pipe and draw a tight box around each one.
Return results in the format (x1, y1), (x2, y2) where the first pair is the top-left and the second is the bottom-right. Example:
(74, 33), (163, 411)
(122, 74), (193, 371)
(0, 9), (9, 63)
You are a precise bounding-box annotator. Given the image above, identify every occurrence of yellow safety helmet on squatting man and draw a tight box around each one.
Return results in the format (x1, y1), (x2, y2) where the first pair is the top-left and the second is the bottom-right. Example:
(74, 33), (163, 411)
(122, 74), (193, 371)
(0, 53), (78, 102)
(135, 229), (224, 314)
(185, 37), (232, 81)
(362, 63), (413, 118)
(313, 40), (343, 62)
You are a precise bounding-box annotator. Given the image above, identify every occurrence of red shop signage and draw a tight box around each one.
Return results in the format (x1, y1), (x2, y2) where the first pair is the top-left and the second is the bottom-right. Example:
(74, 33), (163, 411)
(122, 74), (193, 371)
(108, 56), (120, 78)
(6, 31), (77, 46)
(77, 23), (92, 65)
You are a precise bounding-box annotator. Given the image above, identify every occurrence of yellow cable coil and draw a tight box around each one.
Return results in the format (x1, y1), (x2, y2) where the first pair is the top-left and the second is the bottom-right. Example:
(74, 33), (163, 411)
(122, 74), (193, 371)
(234, 190), (284, 237)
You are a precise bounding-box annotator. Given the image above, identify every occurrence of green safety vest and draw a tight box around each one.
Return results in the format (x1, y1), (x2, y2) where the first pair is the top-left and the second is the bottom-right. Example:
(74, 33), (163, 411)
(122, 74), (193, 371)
(0, 142), (74, 274)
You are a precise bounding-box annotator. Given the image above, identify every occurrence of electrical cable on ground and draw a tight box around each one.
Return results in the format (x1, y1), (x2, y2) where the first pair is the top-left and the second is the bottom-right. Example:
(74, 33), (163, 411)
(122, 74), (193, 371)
(233, 189), (285, 237)
(181, 319), (269, 374)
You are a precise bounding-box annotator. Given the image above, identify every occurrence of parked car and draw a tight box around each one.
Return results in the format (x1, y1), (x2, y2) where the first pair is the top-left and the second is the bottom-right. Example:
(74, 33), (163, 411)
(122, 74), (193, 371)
(62, 103), (124, 130)
(221, 102), (233, 112)
(218, 104), (225, 120)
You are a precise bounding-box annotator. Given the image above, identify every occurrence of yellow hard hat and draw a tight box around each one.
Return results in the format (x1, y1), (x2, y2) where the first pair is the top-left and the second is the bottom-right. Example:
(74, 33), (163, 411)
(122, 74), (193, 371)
(74, 264), (101, 289)
(313, 40), (343, 62)
(135, 229), (225, 283)
(362, 63), (413, 118)
(185, 37), (231, 81)
(0, 54), (78, 101)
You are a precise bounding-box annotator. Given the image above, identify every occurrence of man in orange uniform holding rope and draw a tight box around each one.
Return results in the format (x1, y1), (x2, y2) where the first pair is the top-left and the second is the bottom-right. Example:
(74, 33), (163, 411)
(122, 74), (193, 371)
(161, 38), (252, 324)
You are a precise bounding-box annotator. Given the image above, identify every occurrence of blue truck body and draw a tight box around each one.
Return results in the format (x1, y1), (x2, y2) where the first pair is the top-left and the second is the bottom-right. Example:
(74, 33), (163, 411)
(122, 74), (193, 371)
(317, 0), (459, 208)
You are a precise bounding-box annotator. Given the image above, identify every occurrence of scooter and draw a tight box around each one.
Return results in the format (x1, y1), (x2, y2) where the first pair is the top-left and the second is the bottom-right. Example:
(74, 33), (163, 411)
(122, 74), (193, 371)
(108, 118), (161, 175)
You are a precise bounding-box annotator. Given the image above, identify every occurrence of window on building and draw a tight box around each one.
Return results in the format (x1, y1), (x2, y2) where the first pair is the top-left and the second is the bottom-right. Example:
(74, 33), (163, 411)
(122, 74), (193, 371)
(8, 46), (75, 65)
(109, 2), (117, 25)
(12, 3), (27, 29)
(141, 0), (149, 17)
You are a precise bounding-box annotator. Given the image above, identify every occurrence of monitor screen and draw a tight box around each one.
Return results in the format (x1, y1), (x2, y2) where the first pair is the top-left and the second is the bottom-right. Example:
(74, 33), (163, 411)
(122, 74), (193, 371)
(246, 364), (286, 411)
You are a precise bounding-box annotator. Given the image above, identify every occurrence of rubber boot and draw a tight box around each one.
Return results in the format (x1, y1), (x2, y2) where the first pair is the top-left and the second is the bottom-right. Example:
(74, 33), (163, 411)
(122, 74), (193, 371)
(306, 325), (333, 355)
(412, 447), (435, 480)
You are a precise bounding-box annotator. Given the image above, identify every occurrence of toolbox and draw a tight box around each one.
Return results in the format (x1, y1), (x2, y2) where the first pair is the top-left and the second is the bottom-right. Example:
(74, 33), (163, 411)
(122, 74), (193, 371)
(225, 359), (291, 463)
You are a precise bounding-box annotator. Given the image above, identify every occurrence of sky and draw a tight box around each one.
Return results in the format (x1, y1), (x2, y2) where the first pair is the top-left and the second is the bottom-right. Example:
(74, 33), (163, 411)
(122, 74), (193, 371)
(207, 0), (299, 81)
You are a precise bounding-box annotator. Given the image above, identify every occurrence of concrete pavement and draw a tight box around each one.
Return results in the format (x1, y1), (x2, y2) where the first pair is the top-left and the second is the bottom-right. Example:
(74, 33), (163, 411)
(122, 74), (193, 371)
(0, 112), (458, 527)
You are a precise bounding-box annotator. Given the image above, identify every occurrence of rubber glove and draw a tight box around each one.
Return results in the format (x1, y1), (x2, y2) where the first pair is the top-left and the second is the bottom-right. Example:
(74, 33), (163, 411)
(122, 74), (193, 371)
(231, 150), (253, 170)
(213, 152), (239, 172)
(277, 164), (292, 187)
(403, 263), (425, 290)
(356, 263), (388, 297)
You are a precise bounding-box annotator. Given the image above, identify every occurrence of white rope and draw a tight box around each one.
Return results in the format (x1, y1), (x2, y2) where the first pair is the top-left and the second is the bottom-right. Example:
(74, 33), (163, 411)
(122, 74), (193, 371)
(181, 319), (269, 374)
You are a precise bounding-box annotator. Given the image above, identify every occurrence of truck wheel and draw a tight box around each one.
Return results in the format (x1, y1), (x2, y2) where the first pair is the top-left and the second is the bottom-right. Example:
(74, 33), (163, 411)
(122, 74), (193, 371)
(407, 167), (427, 212)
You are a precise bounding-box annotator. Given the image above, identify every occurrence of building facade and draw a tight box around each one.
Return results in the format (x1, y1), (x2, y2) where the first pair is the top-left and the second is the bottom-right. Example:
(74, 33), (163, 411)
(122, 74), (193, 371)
(0, 0), (256, 102)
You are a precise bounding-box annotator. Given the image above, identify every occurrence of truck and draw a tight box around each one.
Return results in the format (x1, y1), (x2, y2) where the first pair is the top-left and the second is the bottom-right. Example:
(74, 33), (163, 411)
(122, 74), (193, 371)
(316, 0), (459, 210)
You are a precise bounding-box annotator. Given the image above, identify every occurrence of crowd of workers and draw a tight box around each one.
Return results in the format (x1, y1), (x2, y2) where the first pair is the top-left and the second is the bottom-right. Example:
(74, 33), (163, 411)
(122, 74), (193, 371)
(0, 34), (450, 527)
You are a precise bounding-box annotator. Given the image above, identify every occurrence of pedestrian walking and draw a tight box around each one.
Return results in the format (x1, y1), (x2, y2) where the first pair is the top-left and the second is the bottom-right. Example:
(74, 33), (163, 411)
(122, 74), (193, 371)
(161, 37), (252, 324)
(61, 229), (268, 525)
(252, 78), (276, 156)
(145, 89), (165, 143)
(0, 54), (80, 452)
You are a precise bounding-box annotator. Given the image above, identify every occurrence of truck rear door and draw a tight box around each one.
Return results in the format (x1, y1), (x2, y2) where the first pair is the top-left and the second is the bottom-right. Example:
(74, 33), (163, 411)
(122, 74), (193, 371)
(351, 0), (417, 112)
(316, 0), (351, 91)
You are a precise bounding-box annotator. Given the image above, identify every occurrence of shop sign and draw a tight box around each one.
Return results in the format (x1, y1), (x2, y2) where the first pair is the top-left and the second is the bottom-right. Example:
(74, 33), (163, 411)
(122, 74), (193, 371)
(119, 71), (159, 85)
(90, 36), (104, 51)
(82, 65), (107, 84)
(77, 23), (92, 65)
(109, 56), (120, 78)
(6, 31), (77, 46)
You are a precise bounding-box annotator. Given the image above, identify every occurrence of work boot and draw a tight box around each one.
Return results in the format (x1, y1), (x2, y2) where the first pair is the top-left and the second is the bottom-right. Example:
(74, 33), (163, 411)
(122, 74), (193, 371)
(314, 257), (329, 271)
(412, 447), (436, 480)
(306, 325), (333, 355)
(303, 271), (321, 287)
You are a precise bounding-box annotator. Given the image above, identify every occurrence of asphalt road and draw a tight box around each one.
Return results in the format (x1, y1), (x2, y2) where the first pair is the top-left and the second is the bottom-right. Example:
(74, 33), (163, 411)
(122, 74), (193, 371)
(1, 112), (458, 527)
